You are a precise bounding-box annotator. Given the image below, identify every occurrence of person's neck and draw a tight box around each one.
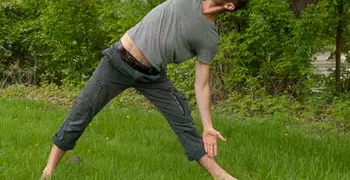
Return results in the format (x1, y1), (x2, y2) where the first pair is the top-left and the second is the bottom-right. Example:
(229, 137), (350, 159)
(201, 0), (226, 24)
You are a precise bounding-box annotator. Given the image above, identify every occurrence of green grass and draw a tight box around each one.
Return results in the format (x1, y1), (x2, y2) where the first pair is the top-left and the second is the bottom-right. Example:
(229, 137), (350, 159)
(1, 98), (350, 180)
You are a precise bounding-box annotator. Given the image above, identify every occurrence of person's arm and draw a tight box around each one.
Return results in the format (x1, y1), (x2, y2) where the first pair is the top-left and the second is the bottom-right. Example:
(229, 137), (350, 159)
(195, 61), (226, 158)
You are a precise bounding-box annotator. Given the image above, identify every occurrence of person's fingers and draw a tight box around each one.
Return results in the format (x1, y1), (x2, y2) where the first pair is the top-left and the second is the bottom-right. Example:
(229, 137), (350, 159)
(206, 144), (210, 156)
(207, 145), (211, 157)
(204, 143), (208, 153)
(210, 145), (215, 158)
(217, 133), (227, 142)
(209, 145), (214, 158)
(214, 144), (218, 157)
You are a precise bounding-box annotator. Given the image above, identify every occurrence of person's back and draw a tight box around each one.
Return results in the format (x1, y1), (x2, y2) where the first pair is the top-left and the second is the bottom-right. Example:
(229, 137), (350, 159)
(127, 0), (219, 71)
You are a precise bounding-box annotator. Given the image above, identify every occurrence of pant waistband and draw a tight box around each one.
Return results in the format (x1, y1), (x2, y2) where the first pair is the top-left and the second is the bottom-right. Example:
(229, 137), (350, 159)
(115, 41), (159, 75)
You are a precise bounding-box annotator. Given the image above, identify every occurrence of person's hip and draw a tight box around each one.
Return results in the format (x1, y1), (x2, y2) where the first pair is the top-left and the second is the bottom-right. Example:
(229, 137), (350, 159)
(102, 41), (166, 83)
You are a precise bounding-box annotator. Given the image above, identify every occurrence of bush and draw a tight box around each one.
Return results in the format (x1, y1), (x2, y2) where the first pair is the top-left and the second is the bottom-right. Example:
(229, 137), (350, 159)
(214, 0), (336, 96)
(0, 0), (153, 86)
(0, 0), (46, 85)
(38, 0), (106, 84)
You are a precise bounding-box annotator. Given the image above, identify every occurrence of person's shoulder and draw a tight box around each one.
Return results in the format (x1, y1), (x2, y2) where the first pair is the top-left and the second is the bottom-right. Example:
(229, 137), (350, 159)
(176, 0), (200, 12)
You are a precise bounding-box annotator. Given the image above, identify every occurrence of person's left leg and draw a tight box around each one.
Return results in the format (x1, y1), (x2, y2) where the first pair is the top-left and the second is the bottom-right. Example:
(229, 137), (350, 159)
(41, 53), (133, 179)
(134, 80), (236, 179)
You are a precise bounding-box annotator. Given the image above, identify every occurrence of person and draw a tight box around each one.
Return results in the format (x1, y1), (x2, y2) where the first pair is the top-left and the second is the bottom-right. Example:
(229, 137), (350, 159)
(40, 0), (248, 179)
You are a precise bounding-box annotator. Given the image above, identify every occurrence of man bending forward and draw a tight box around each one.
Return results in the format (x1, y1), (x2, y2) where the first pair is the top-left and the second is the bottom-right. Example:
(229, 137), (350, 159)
(41, 0), (248, 179)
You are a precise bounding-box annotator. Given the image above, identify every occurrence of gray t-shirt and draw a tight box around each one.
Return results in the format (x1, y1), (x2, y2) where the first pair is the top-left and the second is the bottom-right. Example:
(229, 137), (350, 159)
(127, 0), (219, 71)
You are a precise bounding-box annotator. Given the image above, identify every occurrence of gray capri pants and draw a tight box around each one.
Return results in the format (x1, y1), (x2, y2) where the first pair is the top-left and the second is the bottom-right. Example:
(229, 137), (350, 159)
(53, 43), (206, 161)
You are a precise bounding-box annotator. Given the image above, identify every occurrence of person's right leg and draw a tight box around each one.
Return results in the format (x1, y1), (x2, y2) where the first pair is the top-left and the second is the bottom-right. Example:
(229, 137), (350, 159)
(135, 80), (237, 180)
(198, 155), (237, 180)
(41, 50), (135, 179)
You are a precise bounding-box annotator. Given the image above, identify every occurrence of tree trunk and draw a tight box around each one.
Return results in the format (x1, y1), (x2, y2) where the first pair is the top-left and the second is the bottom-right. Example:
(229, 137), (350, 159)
(291, 0), (316, 17)
(335, 0), (344, 92)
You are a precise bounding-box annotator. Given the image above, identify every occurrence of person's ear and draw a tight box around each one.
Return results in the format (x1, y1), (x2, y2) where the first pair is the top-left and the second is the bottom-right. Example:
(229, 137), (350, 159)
(224, 2), (235, 11)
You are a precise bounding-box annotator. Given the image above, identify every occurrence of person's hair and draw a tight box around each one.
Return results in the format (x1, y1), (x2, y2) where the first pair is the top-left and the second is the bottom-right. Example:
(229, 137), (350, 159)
(214, 0), (248, 11)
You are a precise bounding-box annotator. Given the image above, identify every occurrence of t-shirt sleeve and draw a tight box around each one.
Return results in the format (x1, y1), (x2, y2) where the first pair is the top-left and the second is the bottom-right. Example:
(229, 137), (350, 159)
(196, 42), (219, 64)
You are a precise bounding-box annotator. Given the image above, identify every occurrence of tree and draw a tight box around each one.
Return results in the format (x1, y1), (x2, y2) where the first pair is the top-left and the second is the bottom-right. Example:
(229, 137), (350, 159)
(335, 0), (350, 92)
(290, 0), (318, 17)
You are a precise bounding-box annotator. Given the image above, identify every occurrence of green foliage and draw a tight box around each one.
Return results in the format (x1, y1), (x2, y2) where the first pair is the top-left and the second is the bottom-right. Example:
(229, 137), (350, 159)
(0, 84), (80, 107)
(0, 0), (46, 85)
(219, 91), (300, 118)
(0, 84), (154, 109)
(326, 94), (350, 130)
(167, 60), (196, 104)
(99, 1), (149, 45)
(38, 0), (105, 84)
(0, 0), (153, 85)
(339, 0), (350, 55)
(2, 83), (350, 132)
(1, 0), (350, 115)
(215, 0), (337, 96)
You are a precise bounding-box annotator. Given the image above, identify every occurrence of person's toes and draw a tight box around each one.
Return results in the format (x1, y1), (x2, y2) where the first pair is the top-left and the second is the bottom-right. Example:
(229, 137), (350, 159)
(40, 168), (53, 180)
(216, 174), (238, 180)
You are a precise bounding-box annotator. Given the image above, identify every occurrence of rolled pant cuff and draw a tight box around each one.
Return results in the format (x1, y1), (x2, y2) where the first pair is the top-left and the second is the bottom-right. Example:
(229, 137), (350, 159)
(187, 147), (207, 161)
(53, 137), (75, 151)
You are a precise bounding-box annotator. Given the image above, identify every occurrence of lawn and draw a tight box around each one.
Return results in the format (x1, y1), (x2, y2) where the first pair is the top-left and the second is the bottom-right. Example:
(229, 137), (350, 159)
(0, 98), (350, 180)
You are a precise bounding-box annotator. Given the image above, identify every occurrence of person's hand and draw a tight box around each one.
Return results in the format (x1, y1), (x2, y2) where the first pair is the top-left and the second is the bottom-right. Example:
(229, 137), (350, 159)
(202, 128), (226, 158)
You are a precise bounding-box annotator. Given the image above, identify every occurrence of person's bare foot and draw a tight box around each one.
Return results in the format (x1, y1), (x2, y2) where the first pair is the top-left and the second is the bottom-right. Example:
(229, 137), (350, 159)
(215, 173), (238, 180)
(40, 167), (53, 180)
